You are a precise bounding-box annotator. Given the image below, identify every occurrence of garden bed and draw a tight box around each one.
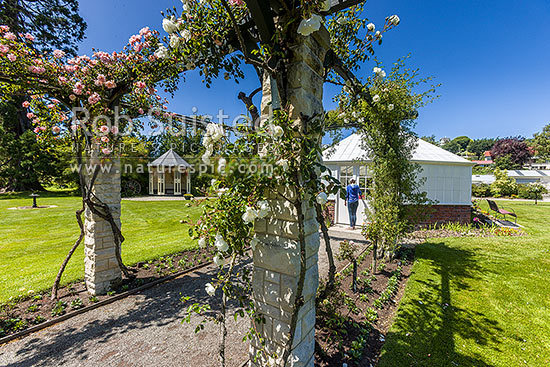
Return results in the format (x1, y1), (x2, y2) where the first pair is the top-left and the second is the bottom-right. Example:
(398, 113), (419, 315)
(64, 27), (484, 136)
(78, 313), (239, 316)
(315, 246), (414, 367)
(0, 246), (216, 340)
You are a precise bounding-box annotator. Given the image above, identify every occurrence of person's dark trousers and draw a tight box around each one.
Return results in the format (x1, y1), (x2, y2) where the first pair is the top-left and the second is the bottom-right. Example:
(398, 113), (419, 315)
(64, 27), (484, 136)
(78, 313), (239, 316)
(348, 200), (359, 227)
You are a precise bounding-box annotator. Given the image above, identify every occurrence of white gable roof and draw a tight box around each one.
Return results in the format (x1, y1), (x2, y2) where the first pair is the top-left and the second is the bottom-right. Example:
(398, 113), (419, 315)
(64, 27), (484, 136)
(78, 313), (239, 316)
(148, 149), (191, 167)
(323, 133), (473, 165)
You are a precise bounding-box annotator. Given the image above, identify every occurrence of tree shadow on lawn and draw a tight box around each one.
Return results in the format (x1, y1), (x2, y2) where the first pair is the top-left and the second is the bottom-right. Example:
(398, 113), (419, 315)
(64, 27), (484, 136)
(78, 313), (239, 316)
(378, 242), (503, 367)
(3, 262), (251, 367)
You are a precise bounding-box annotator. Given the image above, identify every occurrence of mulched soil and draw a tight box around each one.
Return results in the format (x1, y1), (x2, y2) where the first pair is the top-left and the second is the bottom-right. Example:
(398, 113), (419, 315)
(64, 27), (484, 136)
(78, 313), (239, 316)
(315, 247), (414, 367)
(0, 246), (216, 339)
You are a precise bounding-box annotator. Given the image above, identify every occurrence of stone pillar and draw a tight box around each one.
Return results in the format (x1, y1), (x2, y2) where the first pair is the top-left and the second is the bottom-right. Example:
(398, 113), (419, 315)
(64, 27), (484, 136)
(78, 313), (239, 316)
(84, 157), (122, 295)
(250, 28), (330, 367)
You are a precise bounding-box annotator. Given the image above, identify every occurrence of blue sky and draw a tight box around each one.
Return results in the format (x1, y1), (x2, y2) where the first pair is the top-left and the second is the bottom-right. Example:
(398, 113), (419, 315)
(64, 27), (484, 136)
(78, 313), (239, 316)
(77, 0), (550, 140)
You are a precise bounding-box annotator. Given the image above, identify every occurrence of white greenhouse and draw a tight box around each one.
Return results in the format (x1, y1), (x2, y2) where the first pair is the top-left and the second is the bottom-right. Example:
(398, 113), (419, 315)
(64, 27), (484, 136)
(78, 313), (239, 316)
(323, 133), (474, 226)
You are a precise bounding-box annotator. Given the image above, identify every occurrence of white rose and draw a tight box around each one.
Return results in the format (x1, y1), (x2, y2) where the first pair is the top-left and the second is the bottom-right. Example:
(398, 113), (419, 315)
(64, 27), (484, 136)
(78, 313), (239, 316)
(211, 179), (217, 187)
(205, 283), (216, 296)
(162, 18), (178, 34)
(373, 67), (381, 74)
(218, 158), (227, 173)
(181, 29), (191, 42)
(272, 125), (284, 139)
(215, 233), (229, 252)
(257, 200), (270, 218)
(169, 34), (181, 48)
(297, 15), (322, 36)
(316, 192), (328, 205)
(379, 70), (386, 78)
(202, 152), (211, 165)
(372, 94), (380, 103)
(388, 104), (394, 111)
(217, 188), (228, 197)
(367, 23), (375, 32)
(154, 46), (170, 59)
(277, 159), (289, 171)
(242, 206), (258, 223)
(213, 254), (225, 267)
(375, 30), (381, 38)
(198, 237), (206, 248)
(250, 237), (259, 251)
(389, 15), (400, 26)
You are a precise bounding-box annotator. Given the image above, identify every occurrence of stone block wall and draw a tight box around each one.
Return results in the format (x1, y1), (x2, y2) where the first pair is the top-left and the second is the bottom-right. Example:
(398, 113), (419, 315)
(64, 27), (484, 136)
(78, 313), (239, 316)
(84, 158), (122, 295)
(250, 27), (330, 367)
(250, 195), (319, 366)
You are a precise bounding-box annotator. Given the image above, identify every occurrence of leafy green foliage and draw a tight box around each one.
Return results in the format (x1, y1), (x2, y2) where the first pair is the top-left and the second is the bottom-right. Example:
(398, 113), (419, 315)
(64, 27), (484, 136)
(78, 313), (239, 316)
(533, 123), (550, 162)
(472, 183), (492, 197)
(490, 168), (518, 197)
(51, 300), (67, 316)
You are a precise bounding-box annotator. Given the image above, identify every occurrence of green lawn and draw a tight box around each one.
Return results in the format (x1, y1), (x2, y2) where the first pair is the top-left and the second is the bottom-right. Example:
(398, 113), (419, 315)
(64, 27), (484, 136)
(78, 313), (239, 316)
(379, 200), (550, 366)
(0, 192), (202, 303)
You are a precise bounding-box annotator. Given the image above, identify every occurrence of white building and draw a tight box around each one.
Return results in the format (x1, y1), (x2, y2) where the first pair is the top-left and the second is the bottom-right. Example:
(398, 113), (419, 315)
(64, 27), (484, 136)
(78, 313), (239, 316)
(148, 149), (192, 196)
(473, 170), (550, 188)
(323, 133), (474, 226)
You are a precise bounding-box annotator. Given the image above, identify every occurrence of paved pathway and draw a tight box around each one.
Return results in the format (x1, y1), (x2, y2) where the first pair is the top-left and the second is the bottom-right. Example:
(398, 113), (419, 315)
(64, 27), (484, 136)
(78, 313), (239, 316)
(0, 234), (360, 367)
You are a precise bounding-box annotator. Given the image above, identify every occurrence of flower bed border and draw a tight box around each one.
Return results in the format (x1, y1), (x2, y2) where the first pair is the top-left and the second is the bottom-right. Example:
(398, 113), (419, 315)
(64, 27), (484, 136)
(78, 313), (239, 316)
(0, 258), (214, 346)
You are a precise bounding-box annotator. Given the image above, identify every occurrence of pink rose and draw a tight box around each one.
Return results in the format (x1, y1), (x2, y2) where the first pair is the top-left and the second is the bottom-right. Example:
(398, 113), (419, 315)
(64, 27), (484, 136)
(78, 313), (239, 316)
(26, 113), (35, 119)
(4, 32), (16, 40)
(101, 148), (111, 155)
(101, 136), (109, 143)
(7, 53), (16, 61)
(135, 81), (146, 89)
(138, 108), (144, 114)
(22, 101), (30, 108)
(47, 104), (55, 109)
(95, 74), (106, 86)
(53, 50), (65, 59)
(24, 33), (35, 41)
(58, 76), (68, 84)
(52, 126), (61, 133)
(105, 80), (116, 89)
(33, 127), (40, 133)
(111, 126), (119, 134)
(0, 45), (8, 54)
(88, 92), (100, 105)
(99, 125), (109, 134)
(0, 25), (9, 33)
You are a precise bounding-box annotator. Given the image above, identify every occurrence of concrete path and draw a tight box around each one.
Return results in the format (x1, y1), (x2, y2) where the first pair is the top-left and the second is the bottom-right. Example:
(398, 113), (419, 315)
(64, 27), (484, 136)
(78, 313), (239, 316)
(0, 233), (364, 367)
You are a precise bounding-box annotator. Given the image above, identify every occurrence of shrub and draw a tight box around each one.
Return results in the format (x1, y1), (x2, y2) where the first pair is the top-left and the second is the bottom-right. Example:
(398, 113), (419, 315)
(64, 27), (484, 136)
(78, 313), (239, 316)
(518, 183), (548, 200)
(472, 183), (491, 197)
(490, 168), (518, 197)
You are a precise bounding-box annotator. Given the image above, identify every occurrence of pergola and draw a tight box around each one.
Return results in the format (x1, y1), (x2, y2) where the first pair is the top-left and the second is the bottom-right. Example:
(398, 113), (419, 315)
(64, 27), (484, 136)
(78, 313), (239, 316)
(148, 149), (192, 196)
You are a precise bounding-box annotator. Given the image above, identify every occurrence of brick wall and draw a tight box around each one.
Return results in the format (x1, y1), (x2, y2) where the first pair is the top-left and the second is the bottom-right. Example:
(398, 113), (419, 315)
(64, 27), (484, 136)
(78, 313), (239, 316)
(326, 200), (471, 227)
(417, 205), (472, 225)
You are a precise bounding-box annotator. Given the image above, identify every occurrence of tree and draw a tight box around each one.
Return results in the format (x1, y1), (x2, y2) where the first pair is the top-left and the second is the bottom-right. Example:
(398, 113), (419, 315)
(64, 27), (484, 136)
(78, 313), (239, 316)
(453, 135), (472, 152)
(491, 137), (532, 169)
(421, 134), (437, 145)
(442, 139), (462, 154)
(467, 138), (495, 159)
(0, 0), (87, 190)
(0, 0), (86, 56)
(533, 123), (550, 162)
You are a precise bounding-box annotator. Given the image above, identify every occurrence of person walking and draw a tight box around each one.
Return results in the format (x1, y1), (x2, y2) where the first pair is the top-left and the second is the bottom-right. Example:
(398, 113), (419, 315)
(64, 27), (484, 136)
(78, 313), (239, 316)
(345, 178), (362, 229)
